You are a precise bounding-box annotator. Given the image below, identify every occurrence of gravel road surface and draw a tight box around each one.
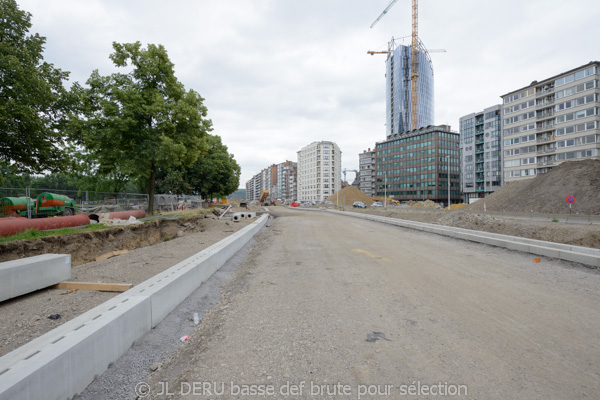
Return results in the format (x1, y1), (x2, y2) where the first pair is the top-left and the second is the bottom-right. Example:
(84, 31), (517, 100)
(130, 208), (600, 399)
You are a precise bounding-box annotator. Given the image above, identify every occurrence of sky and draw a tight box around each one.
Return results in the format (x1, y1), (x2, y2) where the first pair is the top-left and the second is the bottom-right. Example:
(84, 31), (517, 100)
(17, 0), (600, 187)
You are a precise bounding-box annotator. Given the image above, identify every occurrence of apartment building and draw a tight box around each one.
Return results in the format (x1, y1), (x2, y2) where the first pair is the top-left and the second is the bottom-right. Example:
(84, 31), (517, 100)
(501, 62), (600, 182)
(297, 141), (342, 202)
(358, 148), (376, 197)
(246, 161), (298, 202)
(459, 105), (502, 202)
(375, 125), (460, 204)
(276, 161), (297, 202)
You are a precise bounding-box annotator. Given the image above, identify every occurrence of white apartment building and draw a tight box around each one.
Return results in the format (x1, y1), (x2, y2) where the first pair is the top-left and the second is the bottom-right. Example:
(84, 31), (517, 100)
(501, 61), (600, 182)
(297, 141), (342, 202)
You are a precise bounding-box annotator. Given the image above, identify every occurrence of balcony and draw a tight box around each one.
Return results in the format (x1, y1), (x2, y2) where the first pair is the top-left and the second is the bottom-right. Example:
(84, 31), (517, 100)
(537, 135), (556, 143)
(475, 139), (485, 145)
(476, 168), (485, 173)
(475, 158), (484, 163)
(476, 186), (485, 192)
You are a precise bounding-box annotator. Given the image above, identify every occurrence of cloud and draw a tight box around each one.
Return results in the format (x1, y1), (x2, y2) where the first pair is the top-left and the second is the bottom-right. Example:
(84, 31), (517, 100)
(16, 0), (600, 186)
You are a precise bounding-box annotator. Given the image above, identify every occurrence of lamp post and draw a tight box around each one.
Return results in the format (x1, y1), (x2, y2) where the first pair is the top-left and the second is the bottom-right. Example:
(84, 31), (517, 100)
(446, 155), (451, 210)
(384, 170), (387, 209)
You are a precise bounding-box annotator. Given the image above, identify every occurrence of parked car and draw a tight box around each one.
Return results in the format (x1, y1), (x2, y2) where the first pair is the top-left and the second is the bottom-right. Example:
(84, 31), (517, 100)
(324, 201), (334, 205)
(353, 201), (367, 208)
(371, 202), (384, 207)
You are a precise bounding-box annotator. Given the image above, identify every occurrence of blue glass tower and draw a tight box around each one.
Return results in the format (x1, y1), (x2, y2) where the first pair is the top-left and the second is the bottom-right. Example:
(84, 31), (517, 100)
(385, 39), (434, 137)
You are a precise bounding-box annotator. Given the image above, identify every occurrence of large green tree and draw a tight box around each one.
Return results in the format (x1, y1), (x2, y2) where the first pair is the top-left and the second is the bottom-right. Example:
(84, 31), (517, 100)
(0, 0), (72, 174)
(185, 134), (241, 200)
(152, 134), (241, 200)
(71, 42), (211, 213)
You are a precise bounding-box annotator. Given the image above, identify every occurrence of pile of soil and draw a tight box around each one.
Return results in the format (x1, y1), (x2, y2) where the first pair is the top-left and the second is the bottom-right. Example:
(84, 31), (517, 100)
(465, 160), (600, 214)
(325, 186), (374, 206)
(409, 200), (442, 209)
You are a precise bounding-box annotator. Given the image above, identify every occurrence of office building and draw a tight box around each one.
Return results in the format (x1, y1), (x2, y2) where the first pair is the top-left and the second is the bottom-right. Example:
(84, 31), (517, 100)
(502, 61), (600, 182)
(297, 141), (342, 202)
(375, 125), (460, 204)
(386, 38), (435, 137)
(460, 105), (502, 202)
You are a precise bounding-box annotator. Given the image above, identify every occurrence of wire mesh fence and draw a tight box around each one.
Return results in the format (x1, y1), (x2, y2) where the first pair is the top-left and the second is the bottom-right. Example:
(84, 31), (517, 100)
(0, 188), (149, 217)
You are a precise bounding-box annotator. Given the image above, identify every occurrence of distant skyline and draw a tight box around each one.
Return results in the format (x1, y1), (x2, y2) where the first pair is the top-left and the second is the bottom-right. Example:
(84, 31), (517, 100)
(17, 0), (600, 186)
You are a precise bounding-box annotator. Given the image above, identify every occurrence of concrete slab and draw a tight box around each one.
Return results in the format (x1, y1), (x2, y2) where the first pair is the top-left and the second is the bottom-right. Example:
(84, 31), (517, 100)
(0, 254), (71, 302)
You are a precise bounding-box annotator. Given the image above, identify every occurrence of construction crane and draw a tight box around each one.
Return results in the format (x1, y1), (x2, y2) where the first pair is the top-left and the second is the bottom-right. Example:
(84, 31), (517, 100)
(370, 0), (421, 130)
(343, 168), (358, 183)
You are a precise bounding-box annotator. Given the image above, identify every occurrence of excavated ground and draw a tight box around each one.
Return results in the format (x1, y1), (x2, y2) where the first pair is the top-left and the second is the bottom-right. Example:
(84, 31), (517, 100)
(0, 211), (257, 357)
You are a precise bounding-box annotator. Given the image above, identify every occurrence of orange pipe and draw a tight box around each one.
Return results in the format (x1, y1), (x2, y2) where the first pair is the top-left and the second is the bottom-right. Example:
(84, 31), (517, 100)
(0, 214), (90, 237)
(88, 210), (146, 222)
(40, 200), (64, 207)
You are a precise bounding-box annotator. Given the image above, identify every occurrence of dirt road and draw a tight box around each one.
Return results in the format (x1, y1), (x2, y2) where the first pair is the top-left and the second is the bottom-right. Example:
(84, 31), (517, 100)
(142, 207), (600, 399)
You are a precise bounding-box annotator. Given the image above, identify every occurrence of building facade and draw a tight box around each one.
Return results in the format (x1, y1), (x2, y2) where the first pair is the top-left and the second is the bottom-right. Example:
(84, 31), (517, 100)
(460, 105), (502, 202)
(386, 38), (435, 137)
(358, 148), (376, 197)
(276, 161), (297, 202)
(375, 125), (460, 204)
(502, 62), (600, 182)
(297, 141), (342, 202)
(246, 161), (298, 202)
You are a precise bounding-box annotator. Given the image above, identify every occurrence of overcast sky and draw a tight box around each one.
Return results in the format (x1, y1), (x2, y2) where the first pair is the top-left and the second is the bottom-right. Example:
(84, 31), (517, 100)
(18, 0), (600, 186)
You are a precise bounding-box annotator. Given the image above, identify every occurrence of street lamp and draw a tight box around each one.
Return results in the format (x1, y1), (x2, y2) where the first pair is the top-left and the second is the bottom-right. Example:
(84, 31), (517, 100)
(384, 170), (387, 208)
(446, 155), (451, 210)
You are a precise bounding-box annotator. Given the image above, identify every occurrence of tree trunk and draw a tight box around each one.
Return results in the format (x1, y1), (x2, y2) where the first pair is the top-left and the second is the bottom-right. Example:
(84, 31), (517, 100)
(148, 163), (157, 215)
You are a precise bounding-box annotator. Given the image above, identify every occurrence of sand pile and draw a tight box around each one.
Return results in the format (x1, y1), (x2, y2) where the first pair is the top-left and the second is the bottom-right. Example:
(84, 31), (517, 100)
(465, 160), (600, 214)
(326, 186), (374, 206)
(410, 200), (442, 209)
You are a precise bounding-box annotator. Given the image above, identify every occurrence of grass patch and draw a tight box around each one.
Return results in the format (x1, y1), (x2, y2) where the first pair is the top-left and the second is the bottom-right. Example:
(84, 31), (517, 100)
(0, 224), (109, 244)
(552, 217), (559, 223)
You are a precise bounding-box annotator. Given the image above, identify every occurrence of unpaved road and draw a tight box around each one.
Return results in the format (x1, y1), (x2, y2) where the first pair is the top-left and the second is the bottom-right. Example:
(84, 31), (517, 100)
(139, 207), (599, 399)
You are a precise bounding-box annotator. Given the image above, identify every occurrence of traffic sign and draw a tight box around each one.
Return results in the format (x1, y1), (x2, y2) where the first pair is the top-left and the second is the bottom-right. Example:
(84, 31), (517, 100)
(566, 196), (575, 204)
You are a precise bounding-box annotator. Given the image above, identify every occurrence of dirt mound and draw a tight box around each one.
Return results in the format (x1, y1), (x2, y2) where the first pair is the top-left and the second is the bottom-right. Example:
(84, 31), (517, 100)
(465, 160), (600, 214)
(325, 186), (373, 206)
(409, 200), (442, 209)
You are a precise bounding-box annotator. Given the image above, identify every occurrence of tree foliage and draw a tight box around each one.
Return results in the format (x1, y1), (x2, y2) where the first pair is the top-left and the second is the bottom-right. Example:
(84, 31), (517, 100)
(0, 0), (72, 173)
(154, 134), (241, 199)
(71, 42), (211, 213)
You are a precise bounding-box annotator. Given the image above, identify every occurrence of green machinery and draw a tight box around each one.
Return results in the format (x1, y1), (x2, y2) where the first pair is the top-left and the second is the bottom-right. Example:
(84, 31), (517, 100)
(0, 192), (76, 218)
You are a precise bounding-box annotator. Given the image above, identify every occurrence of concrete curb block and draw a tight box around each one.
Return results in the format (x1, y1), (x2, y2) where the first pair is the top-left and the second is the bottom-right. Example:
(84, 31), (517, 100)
(0, 214), (269, 400)
(0, 254), (71, 302)
(322, 210), (600, 268)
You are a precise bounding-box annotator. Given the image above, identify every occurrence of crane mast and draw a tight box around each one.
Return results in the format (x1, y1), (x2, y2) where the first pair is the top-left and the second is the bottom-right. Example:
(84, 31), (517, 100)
(411, 0), (419, 130)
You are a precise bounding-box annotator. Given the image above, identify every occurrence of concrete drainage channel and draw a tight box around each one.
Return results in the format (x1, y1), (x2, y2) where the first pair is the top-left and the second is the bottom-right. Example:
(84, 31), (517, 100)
(306, 208), (600, 268)
(0, 214), (269, 400)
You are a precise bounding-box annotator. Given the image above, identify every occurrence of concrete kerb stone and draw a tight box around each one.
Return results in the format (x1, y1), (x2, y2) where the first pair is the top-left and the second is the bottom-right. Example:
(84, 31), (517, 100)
(320, 210), (600, 268)
(0, 254), (71, 303)
(0, 214), (269, 400)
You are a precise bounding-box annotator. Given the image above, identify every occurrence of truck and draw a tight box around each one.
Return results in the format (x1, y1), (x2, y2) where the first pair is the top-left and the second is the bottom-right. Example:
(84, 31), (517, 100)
(0, 192), (77, 218)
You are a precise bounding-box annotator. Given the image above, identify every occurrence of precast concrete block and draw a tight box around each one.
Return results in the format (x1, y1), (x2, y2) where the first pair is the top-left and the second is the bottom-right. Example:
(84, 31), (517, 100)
(0, 254), (71, 302)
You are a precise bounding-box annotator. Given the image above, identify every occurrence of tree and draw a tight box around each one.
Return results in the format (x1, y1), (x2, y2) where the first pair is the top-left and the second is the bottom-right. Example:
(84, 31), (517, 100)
(72, 42), (211, 213)
(185, 134), (241, 200)
(0, 0), (72, 173)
